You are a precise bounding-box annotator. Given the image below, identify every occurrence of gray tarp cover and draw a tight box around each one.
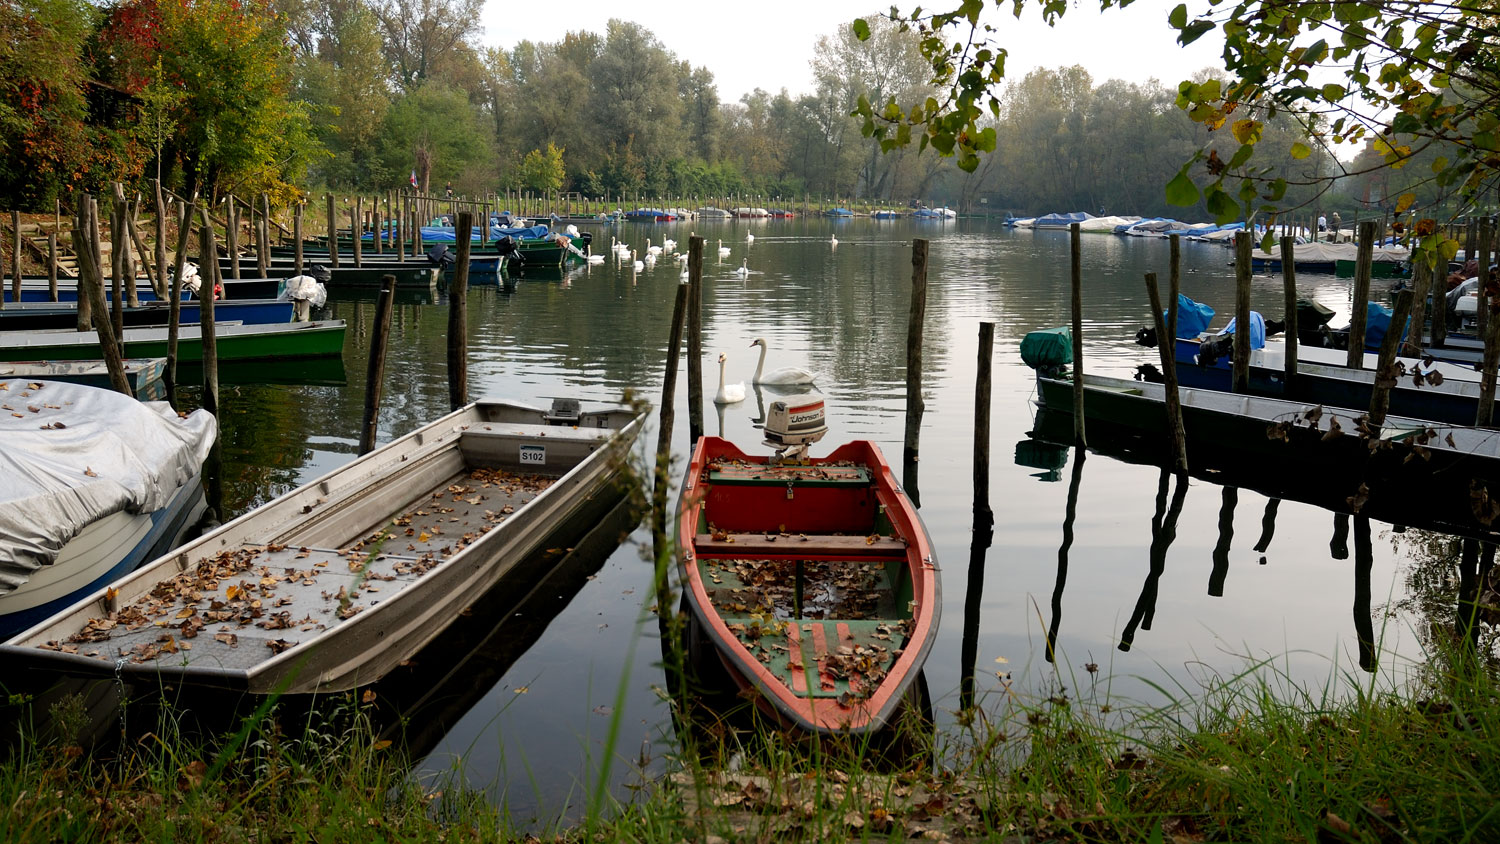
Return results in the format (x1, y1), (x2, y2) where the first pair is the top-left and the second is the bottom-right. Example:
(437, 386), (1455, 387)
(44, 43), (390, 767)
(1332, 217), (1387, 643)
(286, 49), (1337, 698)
(0, 380), (216, 593)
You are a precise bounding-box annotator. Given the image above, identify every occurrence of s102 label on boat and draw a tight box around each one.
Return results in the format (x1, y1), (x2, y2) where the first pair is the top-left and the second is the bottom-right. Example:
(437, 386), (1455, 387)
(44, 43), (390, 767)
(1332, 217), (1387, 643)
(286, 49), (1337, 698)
(519, 444), (546, 465)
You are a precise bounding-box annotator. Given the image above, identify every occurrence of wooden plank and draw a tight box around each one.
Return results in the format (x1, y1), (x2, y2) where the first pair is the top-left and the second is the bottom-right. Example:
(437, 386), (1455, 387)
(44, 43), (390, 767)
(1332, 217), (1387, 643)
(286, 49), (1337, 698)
(694, 533), (907, 559)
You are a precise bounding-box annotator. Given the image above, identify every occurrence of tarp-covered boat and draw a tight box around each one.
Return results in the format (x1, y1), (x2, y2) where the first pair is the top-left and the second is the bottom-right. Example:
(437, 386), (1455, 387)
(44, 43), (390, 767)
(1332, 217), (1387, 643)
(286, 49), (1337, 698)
(0, 381), (215, 637)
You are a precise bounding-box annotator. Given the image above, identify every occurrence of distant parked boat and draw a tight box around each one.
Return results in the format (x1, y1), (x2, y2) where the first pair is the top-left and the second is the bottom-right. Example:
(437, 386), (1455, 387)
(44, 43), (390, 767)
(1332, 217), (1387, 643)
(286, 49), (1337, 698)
(625, 208), (676, 221)
(823, 207), (853, 218)
(697, 207), (733, 219)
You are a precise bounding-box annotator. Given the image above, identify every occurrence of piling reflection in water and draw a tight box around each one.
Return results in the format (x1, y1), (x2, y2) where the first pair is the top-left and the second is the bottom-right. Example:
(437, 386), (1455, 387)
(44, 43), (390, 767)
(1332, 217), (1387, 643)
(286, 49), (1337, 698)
(1117, 469), (1188, 653)
(1254, 498), (1281, 561)
(1209, 486), (1237, 598)
(1353, 517), (1377, 673)
(1044, 448), (1086, 664)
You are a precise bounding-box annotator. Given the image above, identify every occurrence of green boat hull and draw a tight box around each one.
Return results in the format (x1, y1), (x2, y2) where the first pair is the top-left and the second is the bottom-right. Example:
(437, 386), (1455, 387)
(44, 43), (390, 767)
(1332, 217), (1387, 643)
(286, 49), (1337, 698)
(1334, 259), (1407, 278)
(0, 321), (346, 363)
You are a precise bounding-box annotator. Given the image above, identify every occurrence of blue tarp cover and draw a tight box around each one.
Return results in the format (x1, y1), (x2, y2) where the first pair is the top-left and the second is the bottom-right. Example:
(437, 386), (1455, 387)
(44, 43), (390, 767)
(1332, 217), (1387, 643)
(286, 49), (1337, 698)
(1365, 301), (1410, 347)
(1219, 311), (1267, 350)
(1170, 294), (1216, 338)
(412, 225), (551, 242)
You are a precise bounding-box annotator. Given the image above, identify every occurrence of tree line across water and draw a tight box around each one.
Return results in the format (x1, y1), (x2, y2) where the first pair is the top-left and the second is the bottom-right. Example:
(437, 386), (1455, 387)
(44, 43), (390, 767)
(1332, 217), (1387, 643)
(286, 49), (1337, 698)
(1, 0), (1458, 220)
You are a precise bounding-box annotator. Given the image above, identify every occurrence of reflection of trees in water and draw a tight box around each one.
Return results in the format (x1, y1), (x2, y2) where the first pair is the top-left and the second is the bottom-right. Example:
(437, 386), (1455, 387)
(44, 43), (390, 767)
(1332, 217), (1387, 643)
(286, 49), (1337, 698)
(1389, 530), (1500, 671)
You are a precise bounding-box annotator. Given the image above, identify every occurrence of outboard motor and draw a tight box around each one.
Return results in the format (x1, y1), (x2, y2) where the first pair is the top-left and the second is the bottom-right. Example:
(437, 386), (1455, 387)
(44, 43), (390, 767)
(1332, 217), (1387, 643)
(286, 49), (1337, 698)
(1197, 334), (1234, 367)
(1264, 318), (1285, 338)
(1135, 326), (1158, 348)
(425, 243), (455, 269)
(495, 235), (522, 266)
(307, 263), (333, 284)
(762, 393), (827, 462)
(1134, 363), (1164, 383)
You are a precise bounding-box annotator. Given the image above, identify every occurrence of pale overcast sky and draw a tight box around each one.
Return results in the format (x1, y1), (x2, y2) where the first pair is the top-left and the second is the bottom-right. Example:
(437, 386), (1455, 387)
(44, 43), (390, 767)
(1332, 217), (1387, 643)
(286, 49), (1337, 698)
(478, 0), (1226, 104)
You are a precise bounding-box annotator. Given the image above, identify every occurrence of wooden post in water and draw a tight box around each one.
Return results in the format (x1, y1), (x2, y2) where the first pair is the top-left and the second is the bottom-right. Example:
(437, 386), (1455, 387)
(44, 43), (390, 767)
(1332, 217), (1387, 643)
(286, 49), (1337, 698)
(326, 194), (340, 269)
(46, 233), (57, 302)
(1369, 289), (1414, 427)
(256, 194), (270, 277)
(396, 197), (405, 261)
(1479, 224), (1500, 427)
(686, 235), (705, 445)
(225, 196), (241, 279)
(973, 321), (995, 531)
(106, 194), (124, 351)
(447, 210), (473, 410)
(1232, 231), (1252, 392)
(166, 198), (193, 400)
(197, 206), (220, 415)
(1069, 223), (1085, 445)
(1280, 236), (1298, 390)
(73, 193), (91, 330)
(1405, 257), (1432, 359)
(1478, 217), (1494, 343)
(373, 203), (383, 255)
(77, 233), (132, 396)
(293, 204), (303, 276)
(1348, 221), (1376, 368)
(1145, 271), (1189, 473)
(153, 179), (168, 298)
(351, 197), (363, 268)
(6, 208), (19, 308)
(359, 276), (397, 455)
(905, 237), (930, 499)
(652, 281), (691, 561)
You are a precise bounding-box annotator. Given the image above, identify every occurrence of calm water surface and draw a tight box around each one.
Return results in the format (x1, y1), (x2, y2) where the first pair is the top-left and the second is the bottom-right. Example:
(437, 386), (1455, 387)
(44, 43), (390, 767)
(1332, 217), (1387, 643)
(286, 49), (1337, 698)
(203, 218), (1432, 823)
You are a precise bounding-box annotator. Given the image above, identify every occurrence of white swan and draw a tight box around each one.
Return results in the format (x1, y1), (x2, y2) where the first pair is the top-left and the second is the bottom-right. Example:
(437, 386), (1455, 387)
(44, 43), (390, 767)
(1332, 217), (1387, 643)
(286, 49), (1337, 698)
(717, 239), (731, 257)
(586, 251), (605, 264)
(746, 233), (755, 244)
(830, 234), (838, 247)
(663, 238), (677, 252)
(676, 252), (688, 265)
(631, 250), (644, 272)
(714, 353), (746, 404)
(646, 238), (662, 256)
(734, 258), (749, 277)
(749, 337), (816, 385)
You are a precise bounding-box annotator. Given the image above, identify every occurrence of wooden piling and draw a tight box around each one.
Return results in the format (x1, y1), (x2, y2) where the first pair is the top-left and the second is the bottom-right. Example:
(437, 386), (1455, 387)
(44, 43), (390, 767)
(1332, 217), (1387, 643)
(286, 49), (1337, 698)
(1145, 271), (1189, 472)
(225, 196), (241, 279)
(1479, 222), (1500, 427)
(1069, 224), (1085, 445)
(359, 276), (397, 455)
(1405, 256), (1432, 359)
(1280, 235), (1298, 390)
(166, 198), (193, 399)
(352, 197), (363, 268)
(447, 210), (472, 410)
(8, 209), (18, 307)
(973, 321), (995, 531)
(153, 179), (167, 298)
(1369, 289), (1413, 427)
(46, 232), (57, 302)
(73, 193), (90, 330)
(905, 238), (930, 492)
(1479, 217), (1494, 344)
(652, 282), (691, 559)
(123, 197), (149, 303)
(373, 203), (382, 255)
(77, 231), (132, 396)
(106, 195), (124, 353)
(1233, 231), (1252, 393)
(256, 194), (270, 277)
(197, 206), (220, 415)
(1348, 221), (1376, 367)
(326, 194), (340, 269)
(686, 235), (705, 445)
(293, 203), (303, 276)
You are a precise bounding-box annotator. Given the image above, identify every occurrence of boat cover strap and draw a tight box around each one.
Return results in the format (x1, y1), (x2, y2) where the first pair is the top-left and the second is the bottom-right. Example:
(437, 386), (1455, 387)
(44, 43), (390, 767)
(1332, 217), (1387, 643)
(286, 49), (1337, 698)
(0, 381), (215, 592)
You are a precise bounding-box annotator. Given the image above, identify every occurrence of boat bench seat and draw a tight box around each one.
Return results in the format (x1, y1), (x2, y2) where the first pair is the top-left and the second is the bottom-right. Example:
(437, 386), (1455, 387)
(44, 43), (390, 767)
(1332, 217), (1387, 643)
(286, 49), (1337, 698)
(694, 532), (907, 559)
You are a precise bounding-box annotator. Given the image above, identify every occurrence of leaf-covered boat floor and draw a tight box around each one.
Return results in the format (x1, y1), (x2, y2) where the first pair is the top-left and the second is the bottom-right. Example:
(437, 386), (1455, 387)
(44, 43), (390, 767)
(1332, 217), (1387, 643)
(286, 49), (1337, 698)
(38, 467), (552, 669)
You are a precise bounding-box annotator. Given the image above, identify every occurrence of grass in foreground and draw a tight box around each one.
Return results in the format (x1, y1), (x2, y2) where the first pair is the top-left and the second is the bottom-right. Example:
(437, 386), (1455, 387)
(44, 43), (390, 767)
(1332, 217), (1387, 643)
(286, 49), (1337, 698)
(2, 639), (1497, 843)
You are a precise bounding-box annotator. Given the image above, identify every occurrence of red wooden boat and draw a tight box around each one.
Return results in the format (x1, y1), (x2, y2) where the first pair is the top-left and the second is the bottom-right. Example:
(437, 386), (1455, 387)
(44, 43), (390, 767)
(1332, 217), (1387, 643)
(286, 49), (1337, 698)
(676, 401), (938, 735)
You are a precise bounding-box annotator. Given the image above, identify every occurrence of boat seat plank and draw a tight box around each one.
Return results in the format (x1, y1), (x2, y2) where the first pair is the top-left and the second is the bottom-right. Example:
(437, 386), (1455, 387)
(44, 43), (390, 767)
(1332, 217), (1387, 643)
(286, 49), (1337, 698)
(327, 469), (547, 560)
(721, 617), (907, 699)
(700, 557), (899, 620)
(694, 532), (907, 559)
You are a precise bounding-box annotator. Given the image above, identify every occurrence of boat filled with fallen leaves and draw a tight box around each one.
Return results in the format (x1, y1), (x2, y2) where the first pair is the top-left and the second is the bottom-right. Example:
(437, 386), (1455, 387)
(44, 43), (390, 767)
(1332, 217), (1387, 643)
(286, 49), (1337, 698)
(1, 397), (645, 693)
(677, 395), (938, 735)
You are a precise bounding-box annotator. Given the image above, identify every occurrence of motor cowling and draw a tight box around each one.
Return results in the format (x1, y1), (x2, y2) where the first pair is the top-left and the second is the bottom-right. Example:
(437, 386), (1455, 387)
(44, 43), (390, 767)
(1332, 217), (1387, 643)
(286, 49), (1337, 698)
(763, 393), (827, 458)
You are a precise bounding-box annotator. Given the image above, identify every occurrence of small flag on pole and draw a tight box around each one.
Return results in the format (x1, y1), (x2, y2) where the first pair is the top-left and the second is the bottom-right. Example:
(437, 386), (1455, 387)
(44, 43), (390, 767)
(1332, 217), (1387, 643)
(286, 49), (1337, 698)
(409, 170), (418, 188)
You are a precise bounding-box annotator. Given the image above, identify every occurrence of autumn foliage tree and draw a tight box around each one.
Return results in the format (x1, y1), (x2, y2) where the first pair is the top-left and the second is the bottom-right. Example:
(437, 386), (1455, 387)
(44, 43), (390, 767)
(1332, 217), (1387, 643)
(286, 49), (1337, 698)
(0, 0), (96, 207)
